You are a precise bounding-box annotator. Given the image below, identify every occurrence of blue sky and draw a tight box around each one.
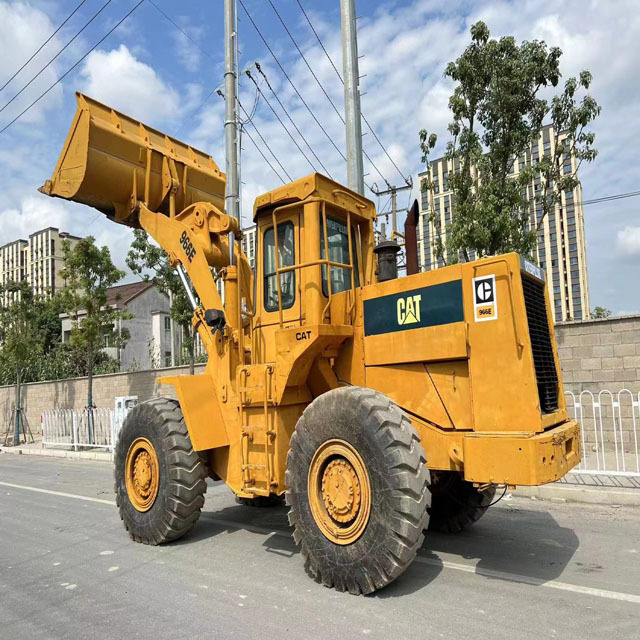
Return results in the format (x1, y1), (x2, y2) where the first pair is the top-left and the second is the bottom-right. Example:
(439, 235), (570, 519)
(0, 0), (638, 314)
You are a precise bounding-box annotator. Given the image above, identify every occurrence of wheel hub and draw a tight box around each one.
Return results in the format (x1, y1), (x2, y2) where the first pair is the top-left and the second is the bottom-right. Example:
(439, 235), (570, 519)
(308, 439), (371, 545)
(125, 437), (160, 512)
(321, 458), (361, 523)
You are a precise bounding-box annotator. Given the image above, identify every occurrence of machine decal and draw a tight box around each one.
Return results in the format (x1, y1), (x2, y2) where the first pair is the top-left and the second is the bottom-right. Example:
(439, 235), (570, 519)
(473, 274), (497, 322)
(179, 230), (197, 263)
(363, 280), (463, 336)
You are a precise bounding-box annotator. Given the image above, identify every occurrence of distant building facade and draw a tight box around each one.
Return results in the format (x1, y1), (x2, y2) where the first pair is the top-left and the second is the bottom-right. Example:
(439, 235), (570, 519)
(61, 281), (178, 371)
(241, 225), (257, 270)
(0, 227), (82, 303)
(417, 125), (590, 322)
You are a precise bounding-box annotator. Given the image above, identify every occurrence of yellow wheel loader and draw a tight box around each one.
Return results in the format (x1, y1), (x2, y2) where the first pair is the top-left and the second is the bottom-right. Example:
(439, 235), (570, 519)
(41, 94), (581, 594)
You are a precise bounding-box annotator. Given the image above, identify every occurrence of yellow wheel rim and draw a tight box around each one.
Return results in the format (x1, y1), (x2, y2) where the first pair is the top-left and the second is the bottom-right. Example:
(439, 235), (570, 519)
(308, 439), (371, 545)
(125, 437), (160, 512)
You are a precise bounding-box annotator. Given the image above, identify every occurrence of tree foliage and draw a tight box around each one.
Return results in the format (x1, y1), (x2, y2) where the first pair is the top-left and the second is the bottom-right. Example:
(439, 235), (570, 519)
(419, 21), (600, 264)
(126, 229), (197, 372)
(59, 236), (129, 405)
(591, 306), (612, 319)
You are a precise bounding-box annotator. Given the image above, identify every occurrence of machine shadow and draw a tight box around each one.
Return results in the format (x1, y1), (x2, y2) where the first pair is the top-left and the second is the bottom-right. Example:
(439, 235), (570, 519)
(180, 502), (445, 595)
(422, 503), (580, 585)
(176, 501), (577, 595)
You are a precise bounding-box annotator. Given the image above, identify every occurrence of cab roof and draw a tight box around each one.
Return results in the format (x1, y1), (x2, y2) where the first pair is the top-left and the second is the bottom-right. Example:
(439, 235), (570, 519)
(253, 173), (376, 223)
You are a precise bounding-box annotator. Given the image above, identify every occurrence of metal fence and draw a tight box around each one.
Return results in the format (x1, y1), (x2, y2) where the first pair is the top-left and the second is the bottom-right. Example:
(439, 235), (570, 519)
(42, 408), (119, 451)
(565, 390), (640, 479)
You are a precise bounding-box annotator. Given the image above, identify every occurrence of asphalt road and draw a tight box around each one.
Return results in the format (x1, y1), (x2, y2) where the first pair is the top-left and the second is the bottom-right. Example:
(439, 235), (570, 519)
(0, 455), (639, 640)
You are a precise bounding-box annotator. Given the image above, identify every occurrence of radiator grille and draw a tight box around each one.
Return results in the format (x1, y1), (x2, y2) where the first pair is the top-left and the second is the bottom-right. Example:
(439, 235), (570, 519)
(521, 275), (559, 413)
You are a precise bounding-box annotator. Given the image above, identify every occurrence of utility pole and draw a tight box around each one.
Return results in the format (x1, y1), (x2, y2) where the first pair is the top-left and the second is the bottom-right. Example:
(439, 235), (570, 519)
(371, 184), (412, 237)
(340, 0), (364, 196)
(224, 0), (239, 263)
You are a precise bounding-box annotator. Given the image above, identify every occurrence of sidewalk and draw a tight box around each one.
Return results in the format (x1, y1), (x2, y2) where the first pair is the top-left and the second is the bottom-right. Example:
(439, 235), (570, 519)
(2, 441), (640, 506)
(0, 441), (113, 462)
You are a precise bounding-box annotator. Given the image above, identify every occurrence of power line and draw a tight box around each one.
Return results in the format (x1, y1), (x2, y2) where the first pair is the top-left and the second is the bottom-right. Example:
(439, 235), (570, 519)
(0, 0), (145, 136)
(217, 88), (292, 183)
(249, 65), (331, 176)
(0, 0), (88, 94)
(148, 0), (216, 63)
(238, 0), (347, 167)
(149, 5), (291, 185)
(296, 0), (411, 187)
(268, 0), (389, 189)
(580, 190), (640, 207)
(0, 0), (114, 115)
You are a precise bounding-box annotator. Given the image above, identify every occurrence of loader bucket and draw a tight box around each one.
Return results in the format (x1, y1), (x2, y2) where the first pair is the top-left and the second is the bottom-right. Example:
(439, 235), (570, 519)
(40, 92), (226, 227)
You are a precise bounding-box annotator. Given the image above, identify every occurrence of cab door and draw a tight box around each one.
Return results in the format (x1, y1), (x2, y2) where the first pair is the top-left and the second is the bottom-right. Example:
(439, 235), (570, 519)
(253, 210), (302, 363)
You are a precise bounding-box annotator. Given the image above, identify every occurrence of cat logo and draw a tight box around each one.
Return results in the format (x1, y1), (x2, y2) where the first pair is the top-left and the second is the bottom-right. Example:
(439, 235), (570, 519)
(473, 274), (497, 322)
(397, 294), (422, 326)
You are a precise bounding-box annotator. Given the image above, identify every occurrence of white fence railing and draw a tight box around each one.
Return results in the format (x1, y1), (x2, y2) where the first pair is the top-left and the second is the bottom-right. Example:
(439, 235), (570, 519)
(42, 408), (119, 451)
(565, 390), (640, 478)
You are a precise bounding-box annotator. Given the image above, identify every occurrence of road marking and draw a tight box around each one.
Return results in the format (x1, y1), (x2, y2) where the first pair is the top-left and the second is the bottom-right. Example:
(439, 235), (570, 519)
(413, 557), (640, 604)
(3, 479), (640, 604)
(0, 481), (116, 505)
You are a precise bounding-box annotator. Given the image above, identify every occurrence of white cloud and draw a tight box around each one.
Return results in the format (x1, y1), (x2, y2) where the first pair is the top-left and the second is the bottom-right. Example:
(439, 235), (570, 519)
(616, 226), (640, 256)
(0, 1), (64, 126)
(79, 45), (179, 124)
(0, 194), (72, 241)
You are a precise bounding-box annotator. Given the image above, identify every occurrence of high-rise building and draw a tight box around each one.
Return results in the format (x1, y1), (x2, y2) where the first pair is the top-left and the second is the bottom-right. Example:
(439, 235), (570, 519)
(417, 125), (590, 322)
(241, 225), (257, 270)
(0, 227), (82, 303)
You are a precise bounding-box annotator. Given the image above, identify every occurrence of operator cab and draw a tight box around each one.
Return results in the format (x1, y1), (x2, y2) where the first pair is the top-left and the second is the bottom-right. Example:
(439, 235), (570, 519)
(250, 174), (376, 363)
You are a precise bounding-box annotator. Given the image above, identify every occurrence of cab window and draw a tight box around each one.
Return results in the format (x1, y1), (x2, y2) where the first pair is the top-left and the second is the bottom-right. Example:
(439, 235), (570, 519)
(264, 222), (296, 311)
(320, 216), (360, 296)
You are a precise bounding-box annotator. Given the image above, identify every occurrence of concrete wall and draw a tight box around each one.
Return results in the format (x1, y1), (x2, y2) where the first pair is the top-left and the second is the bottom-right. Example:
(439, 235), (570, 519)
(0, 364), (204, 438)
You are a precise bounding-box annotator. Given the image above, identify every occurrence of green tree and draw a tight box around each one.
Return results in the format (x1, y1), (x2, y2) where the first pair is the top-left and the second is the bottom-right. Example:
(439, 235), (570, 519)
(0, 281), (44, 443)
(591, 306), (612, 319)
(419, 21), (600, 264)
(59, 237), (129, 408)
(126, 229), (197, 374)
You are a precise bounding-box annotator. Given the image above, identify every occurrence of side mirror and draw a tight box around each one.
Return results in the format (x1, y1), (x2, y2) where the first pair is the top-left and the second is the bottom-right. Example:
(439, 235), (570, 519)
(204, 309), (226, 331)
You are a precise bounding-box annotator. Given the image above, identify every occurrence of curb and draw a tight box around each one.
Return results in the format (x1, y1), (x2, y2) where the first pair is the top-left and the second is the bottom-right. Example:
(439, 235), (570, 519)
(515, 484), (640, 507)
(0, 445), (113, 463)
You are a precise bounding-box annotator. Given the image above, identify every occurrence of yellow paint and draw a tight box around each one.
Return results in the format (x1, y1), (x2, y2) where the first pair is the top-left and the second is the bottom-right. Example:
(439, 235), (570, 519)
(42, 94), (582, 496)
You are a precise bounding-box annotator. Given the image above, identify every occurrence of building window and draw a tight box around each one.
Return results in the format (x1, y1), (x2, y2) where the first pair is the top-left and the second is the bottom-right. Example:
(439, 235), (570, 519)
(164, 316), (171, 332)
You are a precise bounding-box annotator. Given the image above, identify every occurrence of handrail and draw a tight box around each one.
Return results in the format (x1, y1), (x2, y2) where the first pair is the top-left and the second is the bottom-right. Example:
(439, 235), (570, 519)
(331, 188), (367, 210)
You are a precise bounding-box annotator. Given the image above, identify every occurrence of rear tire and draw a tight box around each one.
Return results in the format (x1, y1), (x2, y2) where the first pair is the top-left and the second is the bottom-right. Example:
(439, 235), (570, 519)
(114, 398), (207, 545)
(286, 387), (429, 595)
(427, 471), (496, 533)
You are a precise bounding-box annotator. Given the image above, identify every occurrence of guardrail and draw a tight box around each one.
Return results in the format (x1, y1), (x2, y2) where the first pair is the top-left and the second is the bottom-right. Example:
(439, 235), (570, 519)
(565, 390), (640, 478)
(42, 408), (118, 451)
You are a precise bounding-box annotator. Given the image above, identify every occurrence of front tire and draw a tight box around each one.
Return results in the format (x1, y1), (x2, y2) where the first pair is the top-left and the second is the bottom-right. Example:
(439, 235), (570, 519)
(114, 398), (207, 545)
(428, 471), (496, 533)
(286, 387), (429, 595)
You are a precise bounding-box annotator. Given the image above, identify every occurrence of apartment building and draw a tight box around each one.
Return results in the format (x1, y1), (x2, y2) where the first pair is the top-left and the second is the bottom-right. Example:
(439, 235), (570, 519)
(417, 125), (590, 322)
(241, 224), (257, 270)
(0, 227), (82, 303)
